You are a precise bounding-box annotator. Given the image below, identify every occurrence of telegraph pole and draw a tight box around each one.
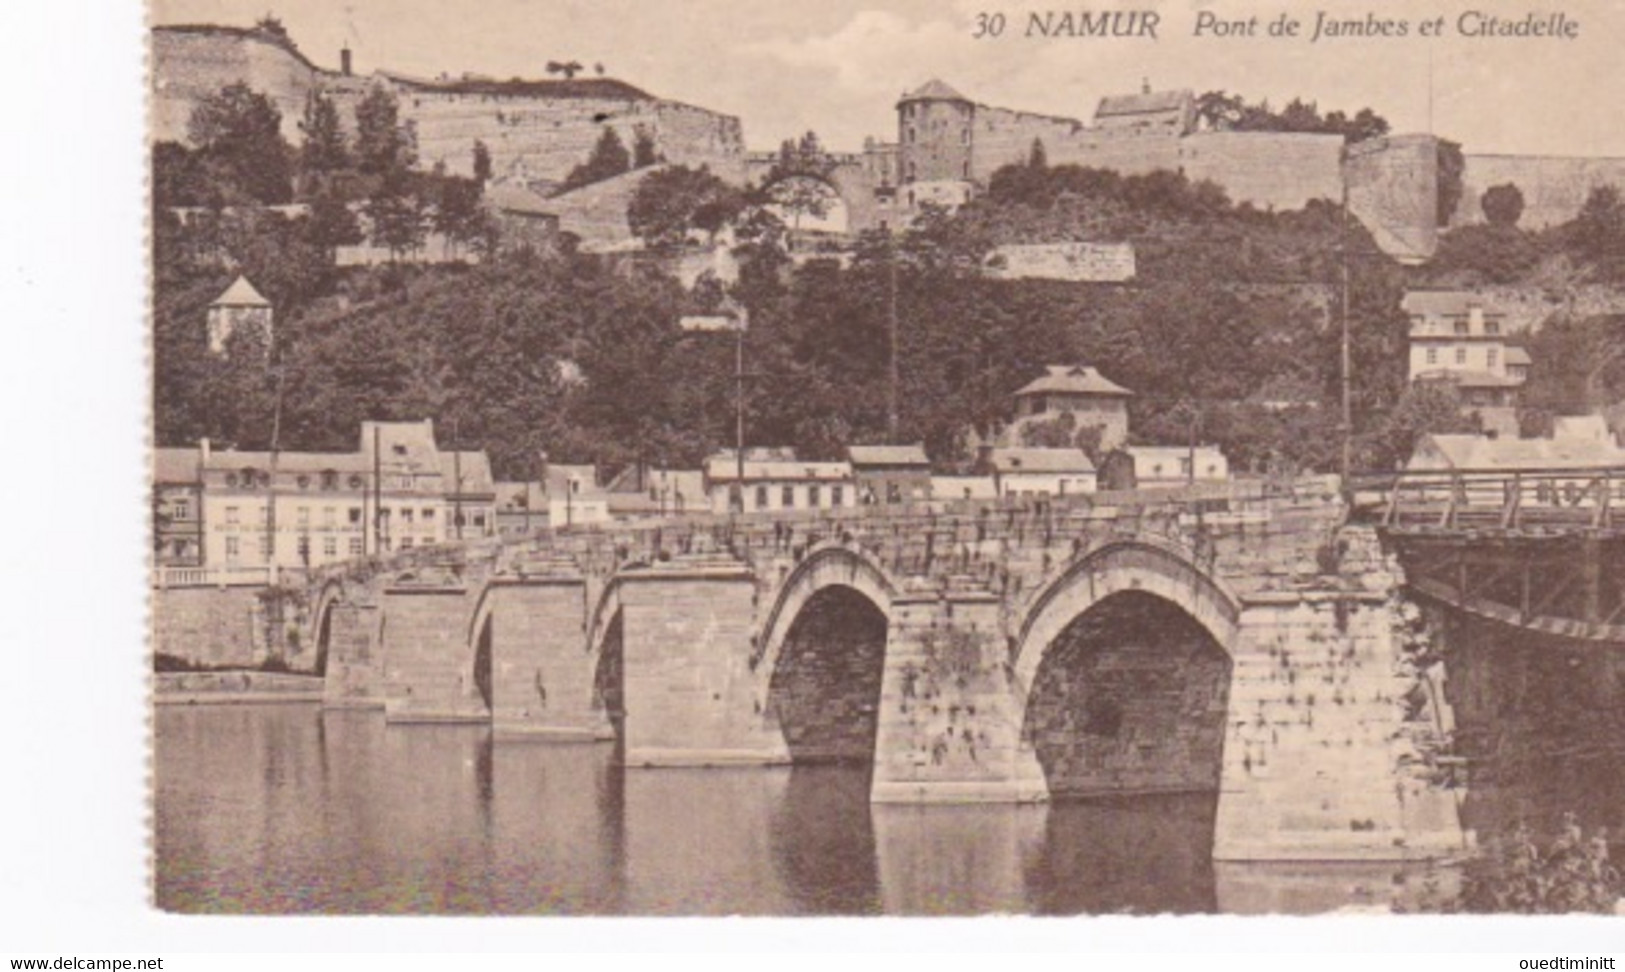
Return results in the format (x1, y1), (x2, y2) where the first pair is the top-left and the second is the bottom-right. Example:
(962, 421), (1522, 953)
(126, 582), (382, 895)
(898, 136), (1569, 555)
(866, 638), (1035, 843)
(1339, 174), (1354, 485)
(887, 233), (900, 441)
(735, 319), (746, 511)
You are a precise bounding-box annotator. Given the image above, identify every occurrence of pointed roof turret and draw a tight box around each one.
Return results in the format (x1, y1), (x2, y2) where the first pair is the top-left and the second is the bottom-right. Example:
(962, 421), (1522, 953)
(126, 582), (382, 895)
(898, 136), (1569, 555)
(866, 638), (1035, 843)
(211, 275), (271, 308)
(900, 79), (970, 104)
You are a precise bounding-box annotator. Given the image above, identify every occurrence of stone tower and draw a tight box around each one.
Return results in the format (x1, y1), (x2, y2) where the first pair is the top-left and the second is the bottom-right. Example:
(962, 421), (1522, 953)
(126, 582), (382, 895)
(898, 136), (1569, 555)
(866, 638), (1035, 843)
(897, 79), (975, 185)
(207, 275), (273, 356)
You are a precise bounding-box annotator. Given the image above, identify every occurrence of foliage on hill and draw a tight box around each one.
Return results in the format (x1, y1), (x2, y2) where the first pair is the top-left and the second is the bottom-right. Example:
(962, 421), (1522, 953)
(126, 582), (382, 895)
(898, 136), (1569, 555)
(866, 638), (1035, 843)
(154, 139), (1496, 480)
(1195, 91), (1390, 143)
(1418, 183), (1625, 287)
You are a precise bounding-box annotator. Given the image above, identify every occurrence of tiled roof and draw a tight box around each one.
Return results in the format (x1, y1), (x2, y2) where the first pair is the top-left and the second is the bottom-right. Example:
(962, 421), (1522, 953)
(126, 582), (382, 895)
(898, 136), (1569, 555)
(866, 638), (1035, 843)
(988, 447), (1096, 474)
(201, 450), (367, 473)
(212, 275), (270, 307)
(1401, 290), (1505, 318)
(1013, 365), (1133, 398)
(1413, 433), (1625, 471)
(1096, 89), (1191, 117)
(154, 447), (200, 483)
(848, 444), (930, 467)
(901, 79), (969, 103)
(704, 456), (853, 482)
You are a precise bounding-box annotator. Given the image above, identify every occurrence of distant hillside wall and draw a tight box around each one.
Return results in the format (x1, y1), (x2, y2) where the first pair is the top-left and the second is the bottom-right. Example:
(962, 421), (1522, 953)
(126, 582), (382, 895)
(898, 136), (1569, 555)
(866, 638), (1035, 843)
(1180, 132), (1344, 212)
(1346, 134), (1439, 263)
(970, 105), (1091, 180)
(151, 26), (746, 186)
(1472, 284), (1625, 333)
(152, 27), (321, 144)
(1454, 155), (1625, 230)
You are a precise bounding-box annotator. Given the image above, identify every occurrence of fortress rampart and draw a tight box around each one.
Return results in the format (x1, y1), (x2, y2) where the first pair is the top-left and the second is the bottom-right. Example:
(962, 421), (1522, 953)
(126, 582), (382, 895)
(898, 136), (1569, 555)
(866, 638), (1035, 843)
(151, 26), (744, 185)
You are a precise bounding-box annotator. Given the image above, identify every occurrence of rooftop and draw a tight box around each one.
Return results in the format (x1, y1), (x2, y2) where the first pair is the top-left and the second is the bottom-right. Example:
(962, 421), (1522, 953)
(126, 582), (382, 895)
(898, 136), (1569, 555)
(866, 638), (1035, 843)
(1401, 290), (1506, 319)
(211, 275), (270, 308)
(848, 444), (930, 467)
(900, 79), (970, 104)
(1413, 432), (1625, 471)
(987, 447), (1096, 474)
(1095, 89), (1192, 118)
(154, 446), (200, 483)
(1013, 365), (1134, 399)
(704, 455), (853, 482)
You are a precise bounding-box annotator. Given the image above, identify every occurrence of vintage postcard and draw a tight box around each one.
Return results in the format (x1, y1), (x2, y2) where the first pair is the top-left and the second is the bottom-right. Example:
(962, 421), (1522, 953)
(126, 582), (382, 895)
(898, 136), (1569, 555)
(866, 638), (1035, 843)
(147, 0), (1625, 919)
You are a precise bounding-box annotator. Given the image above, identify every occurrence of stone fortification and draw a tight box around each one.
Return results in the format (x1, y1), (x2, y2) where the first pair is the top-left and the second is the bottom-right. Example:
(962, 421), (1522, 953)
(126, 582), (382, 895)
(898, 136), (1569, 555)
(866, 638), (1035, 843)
(1455, 154), (1625, 230)
(151, 25), (745, 185)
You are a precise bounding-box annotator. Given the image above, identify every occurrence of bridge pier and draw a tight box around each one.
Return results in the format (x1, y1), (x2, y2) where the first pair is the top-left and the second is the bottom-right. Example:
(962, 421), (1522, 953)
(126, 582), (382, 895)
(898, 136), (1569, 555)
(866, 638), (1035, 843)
(320, 602), (384, 708)
(482, 578), (606, 739)
(1212, 593), (1465, 861)
(379, 583), (489, 723)
(615, 567), (789, 766)
(870, 593), (1048, 803)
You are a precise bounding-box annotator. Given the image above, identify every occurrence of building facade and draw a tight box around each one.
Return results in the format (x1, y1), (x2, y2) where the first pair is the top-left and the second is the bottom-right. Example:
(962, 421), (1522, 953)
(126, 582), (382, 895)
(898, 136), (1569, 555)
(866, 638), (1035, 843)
(1099, 445), (1231, 491)
(983, 447), (1098, 499)
(704, 453), (857, 514)
(1009, 364), (1134, 452)
(848, 444), (932, 505)
(1404, 290), (1530, 408)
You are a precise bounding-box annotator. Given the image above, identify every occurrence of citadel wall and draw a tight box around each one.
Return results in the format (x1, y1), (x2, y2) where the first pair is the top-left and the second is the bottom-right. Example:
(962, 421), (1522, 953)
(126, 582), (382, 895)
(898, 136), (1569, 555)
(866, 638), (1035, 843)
(1455, 154), (1625, 230)
(1180, 131), (1344, 213)
(1345, 134), (1439, 263)
(152, 26), (745, 187)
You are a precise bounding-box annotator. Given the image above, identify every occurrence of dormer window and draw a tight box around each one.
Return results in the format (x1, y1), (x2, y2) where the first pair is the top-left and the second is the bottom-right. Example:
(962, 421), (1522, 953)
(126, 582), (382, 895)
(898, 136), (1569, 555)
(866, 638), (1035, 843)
(392, 444), (407, 456)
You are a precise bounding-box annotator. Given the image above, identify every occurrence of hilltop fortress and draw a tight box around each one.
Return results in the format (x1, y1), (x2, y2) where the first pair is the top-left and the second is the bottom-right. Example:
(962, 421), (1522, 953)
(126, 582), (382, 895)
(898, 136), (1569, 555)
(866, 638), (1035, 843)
(153, 23), (1625, 261)
(151, 24), (747, 188)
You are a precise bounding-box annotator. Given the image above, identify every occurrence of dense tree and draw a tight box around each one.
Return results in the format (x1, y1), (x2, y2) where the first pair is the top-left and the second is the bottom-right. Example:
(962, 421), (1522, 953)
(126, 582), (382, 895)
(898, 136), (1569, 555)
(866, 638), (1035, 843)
(631, 125), (661, 169)
(1569, 185), (1625, 278)
(186, 82), (293, 204)
(433, 176), (487, 255)
(626, 165), (746, 248)
(365, 173), (428, 260)
(472, 139), (492, 184)
(354, 85), (416, 176)
(1195, 91), (1389, 143)
(298, 89), (349, 174)
(559, 127), (632, 193)
(306, 188), (363, 259)
(1481, 182), (1525, 228)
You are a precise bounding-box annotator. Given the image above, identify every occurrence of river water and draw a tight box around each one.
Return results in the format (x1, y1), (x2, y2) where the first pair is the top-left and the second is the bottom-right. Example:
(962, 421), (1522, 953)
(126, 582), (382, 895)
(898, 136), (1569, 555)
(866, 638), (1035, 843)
(156, 704), (1440, 916)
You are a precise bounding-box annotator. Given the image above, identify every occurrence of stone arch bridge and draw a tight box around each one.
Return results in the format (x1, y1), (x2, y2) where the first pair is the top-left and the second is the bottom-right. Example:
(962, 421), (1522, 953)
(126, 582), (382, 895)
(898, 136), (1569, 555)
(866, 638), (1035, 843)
(306, 482), (1463, 862)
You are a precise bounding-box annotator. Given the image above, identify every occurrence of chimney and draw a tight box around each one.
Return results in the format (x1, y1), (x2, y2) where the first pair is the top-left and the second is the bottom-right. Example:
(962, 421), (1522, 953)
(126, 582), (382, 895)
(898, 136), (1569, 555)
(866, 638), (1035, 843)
(341, 46), (352, 76)
(199, 437), (211, 463)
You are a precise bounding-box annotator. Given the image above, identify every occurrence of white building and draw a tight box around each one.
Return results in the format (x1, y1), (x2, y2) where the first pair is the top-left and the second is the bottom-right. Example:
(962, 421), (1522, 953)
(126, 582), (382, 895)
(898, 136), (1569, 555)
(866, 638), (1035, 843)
(1404, 291), (1531, 407)
(704, 452), (857, 514)
(984, 447), (1097, 499)
(1099, 445), (1230, 491)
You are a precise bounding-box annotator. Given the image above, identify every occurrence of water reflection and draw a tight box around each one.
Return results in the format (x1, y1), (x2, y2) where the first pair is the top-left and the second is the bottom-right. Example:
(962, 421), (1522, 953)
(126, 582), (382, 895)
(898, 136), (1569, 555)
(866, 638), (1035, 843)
(153, 704), (1442, 915)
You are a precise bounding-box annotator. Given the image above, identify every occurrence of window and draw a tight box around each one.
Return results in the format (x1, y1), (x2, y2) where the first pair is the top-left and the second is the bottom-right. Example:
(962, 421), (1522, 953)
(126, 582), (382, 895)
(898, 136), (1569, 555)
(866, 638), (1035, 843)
(170, 501), (190, 521)
(832, 486), (844, 507)
(755, 485), (769, 509)
(392, 444), (407, 456)
(782, 485), (795, 508)
(1453, 321), (1469, 336)
(348, 537), (364, 556)
(297, 536), (310, 558)
(402, 508), (414, 524)
(323, 537), (338, 558)
(400, 537), (414, 550)
(225, 506), (240, 526)
(1425, 347), (1438, 366)
(472, 512), (486, 529)
(321, 470), (339, 490)
(1456, 347), (1468, 366)
(297, 506), (310, 527)
(809, 485), (822, 507)
(225, 536), (240, 561)
(348, 507), (362, 524)
(1485, 321), (1500, 336)
(422, 508), (435, 520)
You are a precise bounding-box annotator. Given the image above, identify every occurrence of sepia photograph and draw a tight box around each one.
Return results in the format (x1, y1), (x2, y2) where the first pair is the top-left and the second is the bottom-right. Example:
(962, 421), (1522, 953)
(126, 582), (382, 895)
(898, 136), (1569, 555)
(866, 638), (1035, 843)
(139, 0), (1625, 920)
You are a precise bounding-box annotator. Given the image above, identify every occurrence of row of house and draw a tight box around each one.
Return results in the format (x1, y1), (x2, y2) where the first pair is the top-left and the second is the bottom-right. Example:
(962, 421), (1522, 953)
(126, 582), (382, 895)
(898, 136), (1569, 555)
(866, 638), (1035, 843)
(154, 419), (496, 573)
(155, 363), (1238, 578)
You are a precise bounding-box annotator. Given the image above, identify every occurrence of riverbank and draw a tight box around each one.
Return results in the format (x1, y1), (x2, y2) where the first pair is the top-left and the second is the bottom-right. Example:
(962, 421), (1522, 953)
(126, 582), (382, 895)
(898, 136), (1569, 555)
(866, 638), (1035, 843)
(153, 670), (324, 705)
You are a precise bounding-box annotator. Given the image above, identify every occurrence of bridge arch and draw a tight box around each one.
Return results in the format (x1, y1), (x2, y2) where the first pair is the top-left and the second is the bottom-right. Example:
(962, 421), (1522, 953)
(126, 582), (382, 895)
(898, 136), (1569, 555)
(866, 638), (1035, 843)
(1012, 538), (1242, 798)
(307, 578), (349, 677)
(755, 543), (899, 764)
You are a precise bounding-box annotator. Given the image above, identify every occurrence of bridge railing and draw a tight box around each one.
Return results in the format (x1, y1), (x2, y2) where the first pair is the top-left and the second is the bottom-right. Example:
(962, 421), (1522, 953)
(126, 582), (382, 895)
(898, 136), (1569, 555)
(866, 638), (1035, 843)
(1351, 466), (1625, 531)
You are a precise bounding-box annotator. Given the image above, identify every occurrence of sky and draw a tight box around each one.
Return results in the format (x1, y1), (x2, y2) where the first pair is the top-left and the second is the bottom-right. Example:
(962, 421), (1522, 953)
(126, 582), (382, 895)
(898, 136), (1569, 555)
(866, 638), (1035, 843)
(152, 0), (1625, 157)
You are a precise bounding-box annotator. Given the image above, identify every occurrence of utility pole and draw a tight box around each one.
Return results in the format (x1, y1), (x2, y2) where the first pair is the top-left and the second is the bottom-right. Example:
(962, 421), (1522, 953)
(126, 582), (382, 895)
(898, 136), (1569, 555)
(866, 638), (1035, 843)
(1339, 174), (1354, 486)
(371, 424), (382, 556)
(887, 233), (900, 441)
(735, 319), (746, 513)
(267, 365), (285, 579)
(451, 418), (463, 541)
